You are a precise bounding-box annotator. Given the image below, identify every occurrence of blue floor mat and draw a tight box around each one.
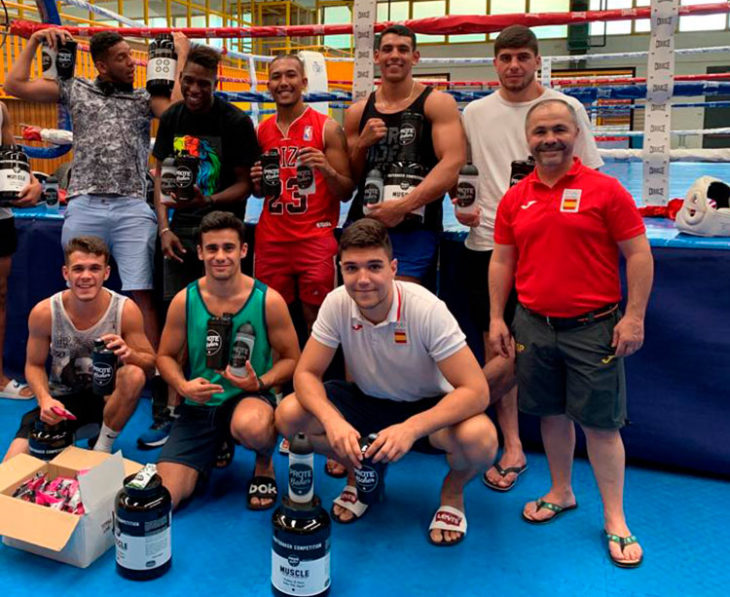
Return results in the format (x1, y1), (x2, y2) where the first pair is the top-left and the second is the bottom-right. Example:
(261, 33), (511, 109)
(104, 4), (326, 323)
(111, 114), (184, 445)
(0, 396), (728, 596)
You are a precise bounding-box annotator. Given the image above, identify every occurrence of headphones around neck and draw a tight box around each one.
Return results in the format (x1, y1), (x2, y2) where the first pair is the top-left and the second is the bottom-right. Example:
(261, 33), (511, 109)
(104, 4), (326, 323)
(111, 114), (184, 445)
(96, 78), (134, 96)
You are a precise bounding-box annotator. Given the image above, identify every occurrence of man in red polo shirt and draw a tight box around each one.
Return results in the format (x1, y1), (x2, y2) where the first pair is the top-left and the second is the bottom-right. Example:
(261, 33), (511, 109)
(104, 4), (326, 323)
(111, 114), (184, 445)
(490, 99), (653, 568)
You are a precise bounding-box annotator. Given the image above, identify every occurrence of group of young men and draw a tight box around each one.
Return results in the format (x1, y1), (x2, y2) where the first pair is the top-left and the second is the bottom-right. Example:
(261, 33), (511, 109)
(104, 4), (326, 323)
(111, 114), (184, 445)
(0, 23), (651, 565)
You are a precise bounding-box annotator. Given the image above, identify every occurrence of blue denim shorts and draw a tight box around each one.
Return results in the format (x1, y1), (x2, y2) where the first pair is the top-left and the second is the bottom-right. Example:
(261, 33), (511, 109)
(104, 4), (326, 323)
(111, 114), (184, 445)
(62, 195), (157, 291)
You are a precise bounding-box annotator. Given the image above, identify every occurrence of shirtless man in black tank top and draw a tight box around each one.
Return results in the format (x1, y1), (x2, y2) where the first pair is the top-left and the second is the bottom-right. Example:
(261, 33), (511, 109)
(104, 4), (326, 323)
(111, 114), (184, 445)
(344, 25), (466, 284)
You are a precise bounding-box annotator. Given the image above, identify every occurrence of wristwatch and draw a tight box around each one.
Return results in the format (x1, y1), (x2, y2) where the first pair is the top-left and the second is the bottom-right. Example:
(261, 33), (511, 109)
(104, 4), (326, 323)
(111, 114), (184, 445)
(256, 376), (267, 393)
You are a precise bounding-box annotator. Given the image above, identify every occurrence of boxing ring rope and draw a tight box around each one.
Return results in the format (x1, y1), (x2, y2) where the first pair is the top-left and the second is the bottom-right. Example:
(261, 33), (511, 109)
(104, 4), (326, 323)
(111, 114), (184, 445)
(8, 2), (730, 39)
(209, 82), (730, 104)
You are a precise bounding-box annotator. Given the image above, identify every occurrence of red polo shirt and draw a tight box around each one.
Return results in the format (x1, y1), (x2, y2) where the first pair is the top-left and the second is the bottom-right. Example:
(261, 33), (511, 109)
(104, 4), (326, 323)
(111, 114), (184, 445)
(494, 158), (646, 317)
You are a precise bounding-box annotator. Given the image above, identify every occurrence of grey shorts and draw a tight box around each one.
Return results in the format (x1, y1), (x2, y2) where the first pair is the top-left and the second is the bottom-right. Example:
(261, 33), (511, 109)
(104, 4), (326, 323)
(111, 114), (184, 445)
(62, 195), (157, 291)
(158, 393), (275, 475)
(512, 304), (627, 429)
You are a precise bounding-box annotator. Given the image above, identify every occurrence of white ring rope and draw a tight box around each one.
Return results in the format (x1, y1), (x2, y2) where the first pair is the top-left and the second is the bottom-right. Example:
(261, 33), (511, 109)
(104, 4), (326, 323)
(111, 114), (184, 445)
(596, 127), (730, 136)
(599, 148), (730, 162)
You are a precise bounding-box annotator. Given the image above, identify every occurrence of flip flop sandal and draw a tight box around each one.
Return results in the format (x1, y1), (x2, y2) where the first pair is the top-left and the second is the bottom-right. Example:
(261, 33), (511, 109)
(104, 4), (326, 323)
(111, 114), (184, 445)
(522, 499), (578, 525)
(428, 505), (467, 547)
(215, 440), (234, 469)
(247, 475), (278, 511)
(324, 458), (348, 479)
(482, 463), (528, 492)
(330, 485), (368, 524)
(605, 530), (643, 568)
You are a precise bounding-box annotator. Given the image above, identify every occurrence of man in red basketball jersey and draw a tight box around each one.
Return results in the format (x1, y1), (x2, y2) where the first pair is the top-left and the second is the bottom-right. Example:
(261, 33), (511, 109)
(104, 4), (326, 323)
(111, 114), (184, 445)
(252, 54), (353, 331)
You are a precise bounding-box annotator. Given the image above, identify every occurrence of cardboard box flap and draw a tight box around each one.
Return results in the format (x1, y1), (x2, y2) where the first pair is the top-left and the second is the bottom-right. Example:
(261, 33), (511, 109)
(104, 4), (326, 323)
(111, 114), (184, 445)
(51, 446), (142, 479)
(0, 495), (80, 551)
(77, 451), (125, 511)
(0, 453), (45, 493)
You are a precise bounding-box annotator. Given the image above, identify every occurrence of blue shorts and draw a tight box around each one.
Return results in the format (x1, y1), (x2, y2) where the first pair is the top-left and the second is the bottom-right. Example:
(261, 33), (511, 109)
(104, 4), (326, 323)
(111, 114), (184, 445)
(389, 228), (439, 281)
(62, 195), (157, 291)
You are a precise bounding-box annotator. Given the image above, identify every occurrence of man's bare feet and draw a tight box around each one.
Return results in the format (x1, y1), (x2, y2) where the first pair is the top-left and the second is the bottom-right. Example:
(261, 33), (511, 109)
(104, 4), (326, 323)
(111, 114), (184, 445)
(325, 457), (347, 478)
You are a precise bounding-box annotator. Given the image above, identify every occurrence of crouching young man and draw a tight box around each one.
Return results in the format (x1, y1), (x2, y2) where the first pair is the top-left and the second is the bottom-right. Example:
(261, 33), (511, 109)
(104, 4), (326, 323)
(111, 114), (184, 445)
(276, 219), (497, 546)
(3, 236), (154, 460)
(156, 211), (299, 510)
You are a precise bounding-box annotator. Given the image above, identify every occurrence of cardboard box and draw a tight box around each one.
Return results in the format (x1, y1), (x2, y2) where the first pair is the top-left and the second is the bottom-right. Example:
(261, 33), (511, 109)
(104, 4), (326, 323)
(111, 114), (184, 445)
(0, 447), (141, 568)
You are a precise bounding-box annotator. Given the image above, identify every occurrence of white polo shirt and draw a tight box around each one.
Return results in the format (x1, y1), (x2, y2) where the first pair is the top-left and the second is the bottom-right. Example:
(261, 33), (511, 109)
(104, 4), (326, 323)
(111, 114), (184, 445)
(312, 282), (467, 402)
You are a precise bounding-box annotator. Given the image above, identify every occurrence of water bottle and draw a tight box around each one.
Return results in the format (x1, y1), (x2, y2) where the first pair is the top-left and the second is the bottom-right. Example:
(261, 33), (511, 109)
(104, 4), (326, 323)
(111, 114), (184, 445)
(146, 34), (177, 97)
(509, 156), (535, 187)
(354, 433), (387, 505)
(160, 156), (177, 205)
(206, 313), (233, 370)
(229, 322), (255, 377)
(362, 169), (383, 215)
(44, 175), (60, 212)
(455, 161), (479, 217)
(288, 432), (314, 505)
(174, 151), (199, 201)
(296, 152), (315, 196)
(261, 149), (281, 198)
(92, 338), (117, 396)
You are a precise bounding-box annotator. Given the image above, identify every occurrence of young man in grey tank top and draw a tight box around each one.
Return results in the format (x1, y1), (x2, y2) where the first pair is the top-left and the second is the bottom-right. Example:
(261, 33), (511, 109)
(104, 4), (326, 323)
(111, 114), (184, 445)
(3, 236), (156, 461)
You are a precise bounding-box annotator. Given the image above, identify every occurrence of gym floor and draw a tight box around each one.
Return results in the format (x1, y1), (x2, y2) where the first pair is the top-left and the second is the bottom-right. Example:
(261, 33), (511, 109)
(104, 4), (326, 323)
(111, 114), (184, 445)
(0, 395), (727, 596)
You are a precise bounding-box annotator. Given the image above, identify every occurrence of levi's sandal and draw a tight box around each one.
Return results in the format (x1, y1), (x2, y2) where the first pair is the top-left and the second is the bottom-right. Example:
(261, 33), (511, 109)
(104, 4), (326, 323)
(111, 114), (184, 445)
(428, 505), (467, 547)
(330, 485), (368, 524)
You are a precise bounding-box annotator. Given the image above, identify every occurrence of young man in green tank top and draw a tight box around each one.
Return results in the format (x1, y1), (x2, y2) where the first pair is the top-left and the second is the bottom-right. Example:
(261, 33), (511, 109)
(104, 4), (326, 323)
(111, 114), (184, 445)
(156, 211), (299, 510)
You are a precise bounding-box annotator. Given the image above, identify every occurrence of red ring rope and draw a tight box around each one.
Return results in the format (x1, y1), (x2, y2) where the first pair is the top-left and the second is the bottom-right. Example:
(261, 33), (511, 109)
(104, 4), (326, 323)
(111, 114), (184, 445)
(9, 3), (730, 39)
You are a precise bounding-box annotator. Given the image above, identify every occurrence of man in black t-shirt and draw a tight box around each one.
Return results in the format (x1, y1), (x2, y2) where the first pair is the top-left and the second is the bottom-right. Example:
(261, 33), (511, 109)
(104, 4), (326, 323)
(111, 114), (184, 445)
(143, 44), (259, 449)
(153, 44), (259, 302)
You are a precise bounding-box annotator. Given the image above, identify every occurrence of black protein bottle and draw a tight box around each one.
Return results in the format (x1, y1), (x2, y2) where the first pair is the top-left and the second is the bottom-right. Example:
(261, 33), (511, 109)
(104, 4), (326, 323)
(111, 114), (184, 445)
(115, 464), (173, 580)
(271, 433), (331, 597)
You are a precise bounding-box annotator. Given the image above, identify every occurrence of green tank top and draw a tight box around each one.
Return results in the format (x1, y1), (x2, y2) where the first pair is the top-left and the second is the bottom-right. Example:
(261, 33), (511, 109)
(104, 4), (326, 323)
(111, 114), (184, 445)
(185, 279), (273, 407)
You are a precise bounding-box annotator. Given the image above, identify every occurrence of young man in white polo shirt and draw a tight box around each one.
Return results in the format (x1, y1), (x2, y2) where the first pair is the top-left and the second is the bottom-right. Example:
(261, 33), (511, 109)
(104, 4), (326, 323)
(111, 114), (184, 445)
(276, 219), (497, 546)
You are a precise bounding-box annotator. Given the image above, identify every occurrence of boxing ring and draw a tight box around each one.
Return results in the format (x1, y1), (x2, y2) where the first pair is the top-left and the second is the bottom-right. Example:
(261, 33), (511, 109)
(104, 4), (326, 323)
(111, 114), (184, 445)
(3, 1), (730, 479)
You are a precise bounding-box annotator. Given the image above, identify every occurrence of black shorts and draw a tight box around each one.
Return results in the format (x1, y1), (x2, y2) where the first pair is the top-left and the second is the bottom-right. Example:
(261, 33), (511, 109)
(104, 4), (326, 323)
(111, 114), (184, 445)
(163, 226), (204, 301)
(324, 380), (444, 454)
(512, 304), (627, 430)
(15, 391), (105, 439)
(158, 393), (275, 475)
(460, 247), (517, 333)
(0, 217), (18, 258)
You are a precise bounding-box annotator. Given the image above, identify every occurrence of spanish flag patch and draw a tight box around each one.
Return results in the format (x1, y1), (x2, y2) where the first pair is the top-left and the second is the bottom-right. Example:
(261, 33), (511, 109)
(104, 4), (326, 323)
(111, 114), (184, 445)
(560, 189), (582, 213)
(394, 330), (407, 344)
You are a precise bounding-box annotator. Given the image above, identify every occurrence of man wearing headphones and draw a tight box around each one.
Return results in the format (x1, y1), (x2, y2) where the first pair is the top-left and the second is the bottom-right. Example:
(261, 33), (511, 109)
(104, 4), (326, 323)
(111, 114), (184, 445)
(5, 27), (189, 353)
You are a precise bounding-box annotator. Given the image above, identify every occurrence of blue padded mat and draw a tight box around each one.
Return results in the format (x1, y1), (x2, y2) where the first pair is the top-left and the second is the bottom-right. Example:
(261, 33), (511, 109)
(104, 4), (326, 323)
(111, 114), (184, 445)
(17, 161), (730, 249)
(0, 396), (728, 596)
